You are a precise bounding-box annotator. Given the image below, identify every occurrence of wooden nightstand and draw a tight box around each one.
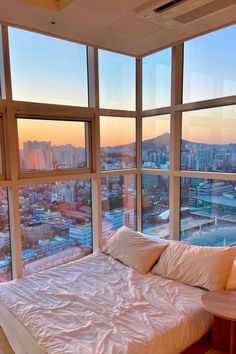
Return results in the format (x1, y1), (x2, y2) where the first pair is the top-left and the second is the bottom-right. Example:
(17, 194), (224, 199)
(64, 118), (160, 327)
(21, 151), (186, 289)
(201, 290), (236, 354)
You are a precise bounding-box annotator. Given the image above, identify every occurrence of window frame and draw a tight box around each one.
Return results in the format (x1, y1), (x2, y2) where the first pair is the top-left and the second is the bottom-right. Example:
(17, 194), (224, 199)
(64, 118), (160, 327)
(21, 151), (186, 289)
(16, 114), (94, 178)
(0, 22), (235, 280)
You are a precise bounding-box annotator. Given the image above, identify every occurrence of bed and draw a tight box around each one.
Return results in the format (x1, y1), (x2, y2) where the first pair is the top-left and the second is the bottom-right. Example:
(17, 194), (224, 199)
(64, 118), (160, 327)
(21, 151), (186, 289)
(0, 251), (212, 354)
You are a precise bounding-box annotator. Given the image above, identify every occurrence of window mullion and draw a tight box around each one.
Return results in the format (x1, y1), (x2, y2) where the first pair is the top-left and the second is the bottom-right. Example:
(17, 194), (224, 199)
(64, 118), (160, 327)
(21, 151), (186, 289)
(169, 44), (183, 241)
(136, 57), (142, 232)
(88, 47), (102, 250)
(1, 25), (23, 278)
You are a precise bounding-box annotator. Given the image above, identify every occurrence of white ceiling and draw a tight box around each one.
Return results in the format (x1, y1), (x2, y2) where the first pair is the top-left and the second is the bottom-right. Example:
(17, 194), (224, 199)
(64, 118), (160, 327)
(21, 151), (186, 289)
(0, 0), (235, 56)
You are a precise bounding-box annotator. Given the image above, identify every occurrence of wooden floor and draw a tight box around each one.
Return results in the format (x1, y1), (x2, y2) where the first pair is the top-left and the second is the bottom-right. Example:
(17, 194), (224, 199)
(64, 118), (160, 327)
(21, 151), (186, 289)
(0, 327), (14, 354)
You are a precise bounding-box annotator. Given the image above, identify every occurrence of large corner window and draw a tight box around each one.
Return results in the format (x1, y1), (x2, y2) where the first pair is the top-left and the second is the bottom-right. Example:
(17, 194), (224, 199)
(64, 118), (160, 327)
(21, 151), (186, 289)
(9, 27), (88, 106)
(0, 188), (11, 282)
(17, 118), (89, 173)
(183, 24), (236, 103)
(19, 180), (92, 276)
(180, 178), (236, 247)
(100, 116), (136, 171)
(102, 175), (136, 239)
(98, 50), (136, 111)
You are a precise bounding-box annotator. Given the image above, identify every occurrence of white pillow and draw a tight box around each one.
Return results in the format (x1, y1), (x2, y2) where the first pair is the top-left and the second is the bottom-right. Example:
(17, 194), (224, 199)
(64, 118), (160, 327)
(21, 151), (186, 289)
(103, 226), (168, 274)
(152, 240), (236, 291)
(226, 259), (236, 290)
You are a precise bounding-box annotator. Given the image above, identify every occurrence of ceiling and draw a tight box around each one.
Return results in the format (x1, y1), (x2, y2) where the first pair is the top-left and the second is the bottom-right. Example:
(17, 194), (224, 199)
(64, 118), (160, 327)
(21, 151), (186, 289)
(0, 0), (235, 56)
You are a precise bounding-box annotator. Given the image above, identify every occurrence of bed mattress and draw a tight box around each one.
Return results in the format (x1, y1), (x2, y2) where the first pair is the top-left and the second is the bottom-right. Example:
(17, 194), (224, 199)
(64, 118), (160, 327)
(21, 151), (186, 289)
(0, 251), (212, 354)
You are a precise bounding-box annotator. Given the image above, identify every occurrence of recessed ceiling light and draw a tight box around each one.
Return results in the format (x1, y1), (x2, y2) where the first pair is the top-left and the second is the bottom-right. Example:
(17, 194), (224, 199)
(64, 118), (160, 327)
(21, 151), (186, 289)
(19, 0), (75, 11)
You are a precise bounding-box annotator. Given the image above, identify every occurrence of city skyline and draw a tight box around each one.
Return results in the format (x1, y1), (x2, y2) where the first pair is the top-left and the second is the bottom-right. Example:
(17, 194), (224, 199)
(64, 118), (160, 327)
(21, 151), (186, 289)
(18, 130), (236, 173)
(18, 124), (236, 151)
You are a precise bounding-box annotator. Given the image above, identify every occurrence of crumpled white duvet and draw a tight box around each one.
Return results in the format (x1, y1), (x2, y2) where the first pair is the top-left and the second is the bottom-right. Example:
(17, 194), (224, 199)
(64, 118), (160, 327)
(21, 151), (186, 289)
(0, 251), (212, 354)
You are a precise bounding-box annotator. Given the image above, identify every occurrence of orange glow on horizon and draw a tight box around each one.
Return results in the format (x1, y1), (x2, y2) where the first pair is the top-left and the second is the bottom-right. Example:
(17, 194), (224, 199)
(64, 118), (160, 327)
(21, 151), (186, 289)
(17, 107), (236, 150)
(182, 107), (236, 144)
(18, 119), (86, 149)
(142, 115), (170, 141)
(100, 116), (136, 147)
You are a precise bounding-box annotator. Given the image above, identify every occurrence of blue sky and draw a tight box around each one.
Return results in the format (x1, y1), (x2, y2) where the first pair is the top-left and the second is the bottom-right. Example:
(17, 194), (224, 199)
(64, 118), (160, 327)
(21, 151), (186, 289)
(8, 23), (236, 144)
(9, 27), (88, 106)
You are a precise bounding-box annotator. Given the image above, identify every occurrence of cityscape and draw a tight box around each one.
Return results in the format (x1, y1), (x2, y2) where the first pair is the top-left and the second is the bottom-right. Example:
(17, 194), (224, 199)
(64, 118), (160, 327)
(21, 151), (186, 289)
(20, 140), (87, 171)
(0, 133), (236, 281)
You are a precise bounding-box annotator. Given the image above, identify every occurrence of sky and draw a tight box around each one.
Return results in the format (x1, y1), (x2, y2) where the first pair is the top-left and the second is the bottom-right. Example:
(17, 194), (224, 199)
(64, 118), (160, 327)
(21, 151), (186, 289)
(142, 115), (170, 141)
(18, 119), (86, 148)
(182, 106), (236, 144)
(8, 24), (236, 147)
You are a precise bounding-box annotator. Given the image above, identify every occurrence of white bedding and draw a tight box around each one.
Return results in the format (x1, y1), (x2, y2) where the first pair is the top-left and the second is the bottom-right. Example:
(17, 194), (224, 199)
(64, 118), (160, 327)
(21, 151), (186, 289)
(0, 251), (212, 354)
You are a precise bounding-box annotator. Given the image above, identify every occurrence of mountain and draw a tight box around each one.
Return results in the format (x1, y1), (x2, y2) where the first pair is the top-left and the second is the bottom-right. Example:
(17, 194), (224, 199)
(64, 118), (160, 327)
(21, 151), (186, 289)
(142, 133), (170, 150)
(101, 132), (236, 151)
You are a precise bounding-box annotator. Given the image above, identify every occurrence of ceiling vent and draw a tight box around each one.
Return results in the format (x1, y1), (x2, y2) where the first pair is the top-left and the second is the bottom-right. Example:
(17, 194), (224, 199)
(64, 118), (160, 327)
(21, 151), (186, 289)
(19, 0), (75, 11)
(136, 0), (236, 29)
(154, 0), (188, 14)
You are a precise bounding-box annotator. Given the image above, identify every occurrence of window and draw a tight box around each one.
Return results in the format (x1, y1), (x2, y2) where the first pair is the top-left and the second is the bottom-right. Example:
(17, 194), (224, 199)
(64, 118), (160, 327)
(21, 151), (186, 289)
(9, 27), (88, 106)
(100, 116), (136, 170)
(19, 180), (92, 275)
(98, 50), (136, 110)
(142, 48), (171, 110)
(181, 106), (236, 173)
(18, 118), (89, 173)
(142, 115), (170, 169)
(1, 21), (236, 282)
(142, 175), (169, 238)
(0, 188), (11, 282)
(0, 118), (4, 175)
(0, 26), (5, 100)
(180, 178), (236, 246)
(102, 175), (136, 239)
(183, 24), (236, 103)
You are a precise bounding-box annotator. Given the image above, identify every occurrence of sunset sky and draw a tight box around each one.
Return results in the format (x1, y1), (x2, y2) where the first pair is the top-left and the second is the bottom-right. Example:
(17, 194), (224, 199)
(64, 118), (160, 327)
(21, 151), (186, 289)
(9, 25), (236, 147)
(17, 119), (86, 149)
(182, 106), (236, 144)
(142, 115), (170, 141)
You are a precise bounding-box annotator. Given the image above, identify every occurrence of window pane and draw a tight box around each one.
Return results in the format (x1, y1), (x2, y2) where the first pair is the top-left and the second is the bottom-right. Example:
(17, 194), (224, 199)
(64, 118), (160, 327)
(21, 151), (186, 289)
(142, 175), (169, 239)
(99, 50), (135, 110)
(0, 188), (11, 282)
(142, 48), (171, 110)
(102, 175), (136, 239)
(181, 106), (236, 173)
(100, 116), (136, 170)
(20, 180), (92, 276)
(0, 26), (5, 100)
(18, 119), (88, 172)
(9, 27), (88, 106)
(0, 129), (3, 175)
(142, 115), (170, 169)
(180, 178), (236, 246)
(183, 24), (236, 103)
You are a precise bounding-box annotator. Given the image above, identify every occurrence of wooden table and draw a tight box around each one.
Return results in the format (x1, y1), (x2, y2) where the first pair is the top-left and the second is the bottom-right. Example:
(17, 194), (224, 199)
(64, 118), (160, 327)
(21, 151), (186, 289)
(201, 290), (236, 354)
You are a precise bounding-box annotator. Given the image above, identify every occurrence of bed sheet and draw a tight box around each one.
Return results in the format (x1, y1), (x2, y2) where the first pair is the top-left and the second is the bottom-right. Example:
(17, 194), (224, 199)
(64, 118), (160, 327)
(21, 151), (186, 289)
(0, 251), (212, 354)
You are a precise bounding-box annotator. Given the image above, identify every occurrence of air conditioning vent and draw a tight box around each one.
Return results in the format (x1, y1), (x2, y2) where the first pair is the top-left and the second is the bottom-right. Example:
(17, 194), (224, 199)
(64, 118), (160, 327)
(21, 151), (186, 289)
(136, 0), (236, 30)
(174, 0), (236, 24)
(154, 0), (188, 14)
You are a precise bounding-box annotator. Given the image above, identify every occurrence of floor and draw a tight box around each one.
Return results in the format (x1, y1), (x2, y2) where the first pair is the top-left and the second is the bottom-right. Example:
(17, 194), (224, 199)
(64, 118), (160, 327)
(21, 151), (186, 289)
(0, 327), (14, 354)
